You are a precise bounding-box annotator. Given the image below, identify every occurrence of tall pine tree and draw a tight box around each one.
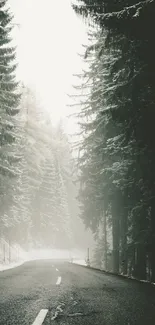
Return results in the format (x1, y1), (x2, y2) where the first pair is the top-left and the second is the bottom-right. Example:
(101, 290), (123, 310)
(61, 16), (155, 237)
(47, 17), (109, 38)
(0, 0), (20, 238)
(73, 0), (155, 280)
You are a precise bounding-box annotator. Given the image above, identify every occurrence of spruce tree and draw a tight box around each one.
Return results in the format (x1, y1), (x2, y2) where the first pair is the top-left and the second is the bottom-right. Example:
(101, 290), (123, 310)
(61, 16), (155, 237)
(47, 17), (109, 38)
(73, 0), (155, 280)
(0, 0), (20, 237)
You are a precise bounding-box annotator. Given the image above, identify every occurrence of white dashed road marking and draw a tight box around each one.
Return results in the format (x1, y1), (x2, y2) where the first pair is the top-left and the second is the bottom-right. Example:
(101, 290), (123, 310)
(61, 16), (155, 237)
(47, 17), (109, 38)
(56, 268), (59, 272)
(32, 309), (48, 325)
(56, 276), (62, 285)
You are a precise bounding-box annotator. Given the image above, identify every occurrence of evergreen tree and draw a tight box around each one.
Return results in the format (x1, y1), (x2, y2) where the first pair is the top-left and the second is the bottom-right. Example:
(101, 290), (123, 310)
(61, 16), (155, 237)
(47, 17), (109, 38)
(8, 86), (75, 249)
(73, 0), (155, 280)
(0, 0), (20, 237)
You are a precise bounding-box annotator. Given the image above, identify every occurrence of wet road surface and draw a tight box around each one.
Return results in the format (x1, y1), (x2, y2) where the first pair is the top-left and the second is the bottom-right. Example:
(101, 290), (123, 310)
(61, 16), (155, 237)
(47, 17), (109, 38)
(0, 260), (155, 324)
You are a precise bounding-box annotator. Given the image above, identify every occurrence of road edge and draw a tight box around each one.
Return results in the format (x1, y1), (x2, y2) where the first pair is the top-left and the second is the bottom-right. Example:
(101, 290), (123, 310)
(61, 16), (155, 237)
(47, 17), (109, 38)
(71, 262), (155, 287)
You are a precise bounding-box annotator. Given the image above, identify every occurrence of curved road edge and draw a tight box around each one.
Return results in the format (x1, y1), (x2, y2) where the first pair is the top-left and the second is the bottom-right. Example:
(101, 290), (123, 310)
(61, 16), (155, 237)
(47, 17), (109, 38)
(72, 261), (155, 287)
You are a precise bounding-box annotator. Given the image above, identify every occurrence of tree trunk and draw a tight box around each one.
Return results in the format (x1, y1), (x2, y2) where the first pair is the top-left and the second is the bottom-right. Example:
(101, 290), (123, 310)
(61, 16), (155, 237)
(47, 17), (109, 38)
(151, 252), (155, 282)
(150, 244), (155, 282)
(150, 201), (155, 282)
(103, 212), (108, 270)
(111, 195), (120, 274)
(133, 247), (136, 276)
(147, 254), (151, 281)
(120, 212), (128, 275)
(134, 244), (146, 280)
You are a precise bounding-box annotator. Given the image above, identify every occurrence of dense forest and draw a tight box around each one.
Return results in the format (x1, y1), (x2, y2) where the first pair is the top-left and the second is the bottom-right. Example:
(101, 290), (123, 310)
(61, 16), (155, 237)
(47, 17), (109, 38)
(73, 0), (155, 281)
(1, 0), (155, 282)
(0, 0), (93, 254)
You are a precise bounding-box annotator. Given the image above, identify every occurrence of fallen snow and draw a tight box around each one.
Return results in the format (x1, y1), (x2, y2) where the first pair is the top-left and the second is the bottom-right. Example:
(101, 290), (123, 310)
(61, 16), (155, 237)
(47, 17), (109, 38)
(0, 260), (25, 272)
(121, 274), (155, 286)
(73, 259), (86, 266)
(72, 262), (155, 286)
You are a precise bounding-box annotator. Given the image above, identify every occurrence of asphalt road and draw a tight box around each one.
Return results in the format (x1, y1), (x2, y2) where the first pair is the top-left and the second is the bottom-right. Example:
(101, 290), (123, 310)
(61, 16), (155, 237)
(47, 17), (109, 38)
(0, 260), (155, 325)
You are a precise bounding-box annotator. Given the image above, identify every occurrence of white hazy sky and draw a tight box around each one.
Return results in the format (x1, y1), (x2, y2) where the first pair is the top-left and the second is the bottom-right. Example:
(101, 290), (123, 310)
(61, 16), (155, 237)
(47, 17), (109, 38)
(8, 0), (89, 134)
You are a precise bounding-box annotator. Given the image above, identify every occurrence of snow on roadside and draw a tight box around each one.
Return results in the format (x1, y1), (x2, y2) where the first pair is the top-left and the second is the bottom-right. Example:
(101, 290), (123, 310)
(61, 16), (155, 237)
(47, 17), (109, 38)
(73, 259), (86, 266)
(119, 273), (155, 286)
(0, 238), (28, 272)
(0, 260), (26, 272)
(73, 262), (155, 286)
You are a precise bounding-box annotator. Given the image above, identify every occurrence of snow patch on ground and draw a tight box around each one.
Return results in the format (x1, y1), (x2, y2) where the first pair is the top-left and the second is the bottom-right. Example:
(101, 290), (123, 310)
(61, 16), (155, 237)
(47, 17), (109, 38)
(120, 273), (155, 285)
(73, 259), (86, 266)
(73, 264), (155, 286)
(0, 260), (25, 272)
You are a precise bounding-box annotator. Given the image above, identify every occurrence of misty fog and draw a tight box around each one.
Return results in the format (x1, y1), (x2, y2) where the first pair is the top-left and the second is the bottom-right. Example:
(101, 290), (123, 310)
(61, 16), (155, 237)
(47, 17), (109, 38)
(0, 0), (95, 267)
(1, 1), (155, 324)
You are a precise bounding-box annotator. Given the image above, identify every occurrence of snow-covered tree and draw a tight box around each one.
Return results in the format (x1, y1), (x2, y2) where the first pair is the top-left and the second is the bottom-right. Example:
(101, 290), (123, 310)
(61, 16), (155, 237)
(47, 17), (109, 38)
(0, 0), (20, 236)
(73, 0), (155, 280)
(5, 86), (75, 249)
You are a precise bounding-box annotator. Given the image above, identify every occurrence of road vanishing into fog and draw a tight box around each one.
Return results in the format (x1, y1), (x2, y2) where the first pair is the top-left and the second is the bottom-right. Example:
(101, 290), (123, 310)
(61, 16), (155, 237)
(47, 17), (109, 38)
(0, 261), (155, 325)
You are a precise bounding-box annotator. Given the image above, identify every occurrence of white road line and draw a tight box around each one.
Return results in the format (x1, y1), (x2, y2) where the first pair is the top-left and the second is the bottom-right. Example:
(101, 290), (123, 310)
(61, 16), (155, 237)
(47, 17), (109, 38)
(56, 268), (59, 272)
(56, 276), (62, 285)
(32, 309), (48, 325)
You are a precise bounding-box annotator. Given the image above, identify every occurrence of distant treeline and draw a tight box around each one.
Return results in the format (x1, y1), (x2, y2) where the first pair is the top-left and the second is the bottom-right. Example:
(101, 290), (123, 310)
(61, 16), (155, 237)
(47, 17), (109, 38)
(0, 0), (82, 251)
